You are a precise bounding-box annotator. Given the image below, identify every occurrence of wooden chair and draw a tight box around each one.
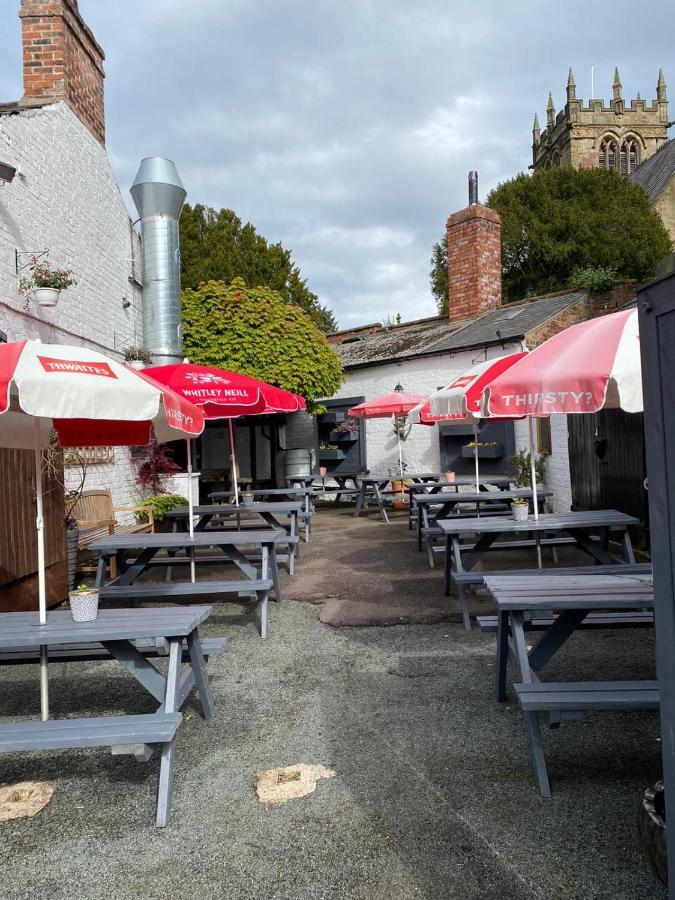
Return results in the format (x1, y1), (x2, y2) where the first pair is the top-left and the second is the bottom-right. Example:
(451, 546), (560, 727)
(71, 489), (154, 577)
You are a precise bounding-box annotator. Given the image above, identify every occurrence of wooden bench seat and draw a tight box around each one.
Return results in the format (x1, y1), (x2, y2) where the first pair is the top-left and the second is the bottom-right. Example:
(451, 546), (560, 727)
(513, 681), (659, 797)
(0, 637), (225, 666)
(477, 611), (654, 633)
(72, 488), (154, 578)
(454, 562), (651, 590)
(0, 712), (182, 826)
(100, 580), (273, 637)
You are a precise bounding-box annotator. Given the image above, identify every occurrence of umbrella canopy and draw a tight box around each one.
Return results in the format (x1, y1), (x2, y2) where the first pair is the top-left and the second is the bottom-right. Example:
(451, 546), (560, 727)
(145, 363), (306, 419)
(347, 391), (425, 419)
(483, 309), (641, 416)
(429, 352), (529, 419)
(0, 340), (205, 721)
(0, 340), (205, 448)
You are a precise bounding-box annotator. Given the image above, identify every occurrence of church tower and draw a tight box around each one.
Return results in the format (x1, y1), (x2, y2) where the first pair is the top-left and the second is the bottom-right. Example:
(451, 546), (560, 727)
(532, 68), (670, 173)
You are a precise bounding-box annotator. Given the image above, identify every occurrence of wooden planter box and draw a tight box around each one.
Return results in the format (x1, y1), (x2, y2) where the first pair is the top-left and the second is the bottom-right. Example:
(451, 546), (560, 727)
(329, 430), (358, 442)
(461, 443), (503, 460)
(319, 449), (346, 461)
(322, 412), (346, 425)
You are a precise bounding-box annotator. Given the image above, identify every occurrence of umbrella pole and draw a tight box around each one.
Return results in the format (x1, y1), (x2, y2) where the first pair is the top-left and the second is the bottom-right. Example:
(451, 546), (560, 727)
(473, 420), (480, 517)
(528, 417), (542, 569)
(228, 418), (240, 508)
(34, 421), (49, 721)
(187, 438), (195, 583)
(397, 423), (404, 482)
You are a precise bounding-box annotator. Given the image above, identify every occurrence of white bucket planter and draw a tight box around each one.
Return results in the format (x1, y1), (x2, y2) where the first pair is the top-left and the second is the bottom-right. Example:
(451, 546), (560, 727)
(511, 503), (529, 522)
(127, 359), (146, 370)
(68, 589), (99, 622)
(33, 287), (61, 308)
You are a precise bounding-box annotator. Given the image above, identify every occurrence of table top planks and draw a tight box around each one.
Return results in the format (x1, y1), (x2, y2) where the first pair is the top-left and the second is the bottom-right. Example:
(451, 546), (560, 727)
(0, 606), (213, 648)
(484, 571), (653, 611)
(167, 502), (302, 516)
(437, 510), (639, 535)
(414, 489), (552, 506)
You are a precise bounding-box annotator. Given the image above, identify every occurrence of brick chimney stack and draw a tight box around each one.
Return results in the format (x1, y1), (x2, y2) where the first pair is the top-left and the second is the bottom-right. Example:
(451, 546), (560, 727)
(19, 0), (105, 145)
(446, 174), (502, 323)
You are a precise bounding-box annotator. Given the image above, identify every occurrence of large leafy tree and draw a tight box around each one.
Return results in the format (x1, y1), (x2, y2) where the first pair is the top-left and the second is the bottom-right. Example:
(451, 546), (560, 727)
(182, 278), (343, 412)
(180, 204), (337, 333)
(430, 167), (672, 311)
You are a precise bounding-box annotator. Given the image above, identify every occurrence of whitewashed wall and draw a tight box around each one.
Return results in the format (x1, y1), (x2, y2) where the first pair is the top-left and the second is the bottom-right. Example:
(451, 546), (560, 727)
(0, 102), (144, 513)
(335, 347), (573, 510)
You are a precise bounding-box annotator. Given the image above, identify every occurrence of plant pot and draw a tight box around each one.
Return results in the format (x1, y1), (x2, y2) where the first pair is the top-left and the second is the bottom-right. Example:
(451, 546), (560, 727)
(153, 518), (174, 533)
(127, 359), (146, 370)
(511, 502), (529, 522)
(33, 287), (61, 308)
(444, 471), (456, 483)
(319, 466), (327, 477)
(66, 527), (79, 591)
(68, 589), (99, 623)
(638, 781), (668, 886)
(391, 480), (404, 493)
(242, 493), (255, 506)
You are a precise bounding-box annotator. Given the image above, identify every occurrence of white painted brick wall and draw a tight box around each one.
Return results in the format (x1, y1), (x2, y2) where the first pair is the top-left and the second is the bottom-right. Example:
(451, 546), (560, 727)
(0, 102), (145, 516)
(333, 348), (573, 510)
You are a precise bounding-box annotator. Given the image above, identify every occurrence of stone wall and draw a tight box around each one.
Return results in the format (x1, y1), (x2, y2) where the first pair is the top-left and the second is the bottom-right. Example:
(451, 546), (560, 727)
(0, 101), (144, 517)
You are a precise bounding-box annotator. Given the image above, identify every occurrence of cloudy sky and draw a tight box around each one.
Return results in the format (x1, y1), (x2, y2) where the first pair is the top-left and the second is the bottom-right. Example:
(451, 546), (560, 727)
(1, 1), (672, 328)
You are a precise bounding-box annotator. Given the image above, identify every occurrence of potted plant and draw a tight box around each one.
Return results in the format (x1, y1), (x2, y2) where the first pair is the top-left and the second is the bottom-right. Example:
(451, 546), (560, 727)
(511, 497), (530, 522)
(65, 515), (79, 591)
(444, 471), (456, 483)
(123, 345), (153, 370)
(509, 449), (548, 489)
(18, 256), (76, 308)
(68, 583), (99, 623)
(462, 441), (503, 459)
(135, 493), (187, 533)
(319, 466), (327, 477)
(242, 490), (255, 506)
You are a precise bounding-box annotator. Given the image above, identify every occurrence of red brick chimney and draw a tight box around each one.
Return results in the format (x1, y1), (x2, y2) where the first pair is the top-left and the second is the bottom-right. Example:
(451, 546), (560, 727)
(19, 0), (105, 145)
(446, 175), (502, 323)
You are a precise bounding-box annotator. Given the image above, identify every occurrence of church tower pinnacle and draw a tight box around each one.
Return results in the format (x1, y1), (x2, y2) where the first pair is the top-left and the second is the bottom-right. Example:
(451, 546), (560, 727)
(566, 68), (576, 102)
(546, 92), (555, 128)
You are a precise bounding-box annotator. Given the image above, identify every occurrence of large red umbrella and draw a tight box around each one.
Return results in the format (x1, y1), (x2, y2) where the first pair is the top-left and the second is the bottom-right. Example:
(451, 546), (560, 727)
(145, 364), (306, 525)
(483, 309), (641, 416)
(348, 387), (425, 478)
(0, 340), (205, 719)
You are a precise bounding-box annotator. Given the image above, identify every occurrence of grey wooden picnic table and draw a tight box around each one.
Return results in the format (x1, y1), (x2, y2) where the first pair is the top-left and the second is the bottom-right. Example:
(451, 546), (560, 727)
(0, 605), (214, 826)
(208, 488), (315, 540)
(483, 573), (655, 796)
(168, 501), (302, 575)
(439, 509), (639, 597)
(414, 489), (552, 560)
(406, 477), (514, 531)
(90, 530), (281, 633)
(353, 474), (442, 523)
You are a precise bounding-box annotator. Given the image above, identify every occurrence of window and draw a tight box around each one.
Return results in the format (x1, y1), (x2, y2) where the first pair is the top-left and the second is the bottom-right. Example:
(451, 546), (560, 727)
(536, 417), (552, 455)
(598, 137), (618, 170)
(620, 137), (639, 175)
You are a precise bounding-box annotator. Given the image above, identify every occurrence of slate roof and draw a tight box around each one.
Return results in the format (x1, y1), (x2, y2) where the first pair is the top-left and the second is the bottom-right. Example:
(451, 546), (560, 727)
(630, 138), (675, 202)
(335, 290), (587, 369)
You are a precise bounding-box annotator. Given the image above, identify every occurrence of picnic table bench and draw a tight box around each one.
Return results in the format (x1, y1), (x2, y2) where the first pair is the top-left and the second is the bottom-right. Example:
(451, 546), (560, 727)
(208, 487), (315, 541)
(91, 531), (281, 637)
(0, 606), (215, 825)
(483, 573), (655, 797)
(439, 510), (639, 629)
(415, 489), (552, 567)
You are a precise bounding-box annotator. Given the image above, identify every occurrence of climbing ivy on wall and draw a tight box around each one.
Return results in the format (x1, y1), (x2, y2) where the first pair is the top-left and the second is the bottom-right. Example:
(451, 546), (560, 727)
(181, 278), (344, 412)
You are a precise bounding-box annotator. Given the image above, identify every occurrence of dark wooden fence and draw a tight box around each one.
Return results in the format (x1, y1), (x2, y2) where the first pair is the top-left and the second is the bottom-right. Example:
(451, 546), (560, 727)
(567, 409), (649, 550)
(0, 447), (66, 611)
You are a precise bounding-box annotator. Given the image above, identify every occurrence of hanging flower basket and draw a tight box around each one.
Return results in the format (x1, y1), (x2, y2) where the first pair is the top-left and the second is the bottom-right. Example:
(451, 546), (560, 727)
(18, 257), (76, 309)
(33, 287), (61, 308)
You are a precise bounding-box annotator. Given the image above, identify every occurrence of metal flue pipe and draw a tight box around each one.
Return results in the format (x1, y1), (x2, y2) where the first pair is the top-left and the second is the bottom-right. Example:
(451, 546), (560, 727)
(468, 170), (479, 205)
(131, 157), (187, 365)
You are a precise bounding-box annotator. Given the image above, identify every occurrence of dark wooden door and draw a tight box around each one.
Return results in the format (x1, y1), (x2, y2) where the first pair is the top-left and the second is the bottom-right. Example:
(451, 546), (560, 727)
(0, 447), (67, 611)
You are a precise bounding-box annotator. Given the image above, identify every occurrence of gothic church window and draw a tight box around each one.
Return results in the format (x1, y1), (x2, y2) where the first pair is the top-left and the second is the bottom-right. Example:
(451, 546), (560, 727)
(620, 137), (639, 174)
(598, 137), (619, 170)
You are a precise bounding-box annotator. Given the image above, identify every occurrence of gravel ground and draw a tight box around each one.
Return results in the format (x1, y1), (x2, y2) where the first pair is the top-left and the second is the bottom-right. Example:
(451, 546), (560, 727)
(0, 507), (665, 900)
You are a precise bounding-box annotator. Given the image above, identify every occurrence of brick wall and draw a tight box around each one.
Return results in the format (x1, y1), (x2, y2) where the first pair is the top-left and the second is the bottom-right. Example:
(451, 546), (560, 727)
(0, 101), (144, 517)
(19, 0), (105, 145)
(446, 204), (501, 324)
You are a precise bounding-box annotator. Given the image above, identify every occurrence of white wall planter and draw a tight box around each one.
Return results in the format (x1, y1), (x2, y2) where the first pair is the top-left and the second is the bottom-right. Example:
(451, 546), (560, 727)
(33, 287), (61, 307)
(127, 359), (146, 370)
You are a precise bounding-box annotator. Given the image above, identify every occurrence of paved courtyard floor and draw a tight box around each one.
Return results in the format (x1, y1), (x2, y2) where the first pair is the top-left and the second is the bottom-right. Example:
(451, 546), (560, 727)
(0, 506), (665, 899)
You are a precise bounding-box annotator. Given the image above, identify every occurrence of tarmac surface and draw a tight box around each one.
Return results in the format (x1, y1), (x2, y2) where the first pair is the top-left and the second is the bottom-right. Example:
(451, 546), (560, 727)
(0, 504), (666, 899)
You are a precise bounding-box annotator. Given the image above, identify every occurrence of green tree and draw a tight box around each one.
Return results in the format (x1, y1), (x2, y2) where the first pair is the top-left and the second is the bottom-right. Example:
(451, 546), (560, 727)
(180, 204), (337, 333)
(430, 168), (672, 310)
(429, 239), (448, 315)
(181, 278), (343, 412)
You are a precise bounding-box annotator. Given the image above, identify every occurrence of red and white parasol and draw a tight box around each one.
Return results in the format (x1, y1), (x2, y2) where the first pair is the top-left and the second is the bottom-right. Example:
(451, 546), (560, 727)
(0, 340), (205, 719)
(348, 389), (425, 478)
(483, 309), (641, 416)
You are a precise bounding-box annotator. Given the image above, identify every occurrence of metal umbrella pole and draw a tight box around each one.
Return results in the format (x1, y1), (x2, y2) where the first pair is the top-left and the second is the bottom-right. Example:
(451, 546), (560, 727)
(228, 418), (240, 507)
(473, 419), (481, 516)
(528, 417), (543, 568)
(186, 437), (196, 583)
(34, 419), (49, 720)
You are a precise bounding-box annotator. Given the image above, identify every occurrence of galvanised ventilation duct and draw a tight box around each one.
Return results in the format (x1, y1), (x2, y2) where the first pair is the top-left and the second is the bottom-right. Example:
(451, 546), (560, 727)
(130, 157), (187, 365)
